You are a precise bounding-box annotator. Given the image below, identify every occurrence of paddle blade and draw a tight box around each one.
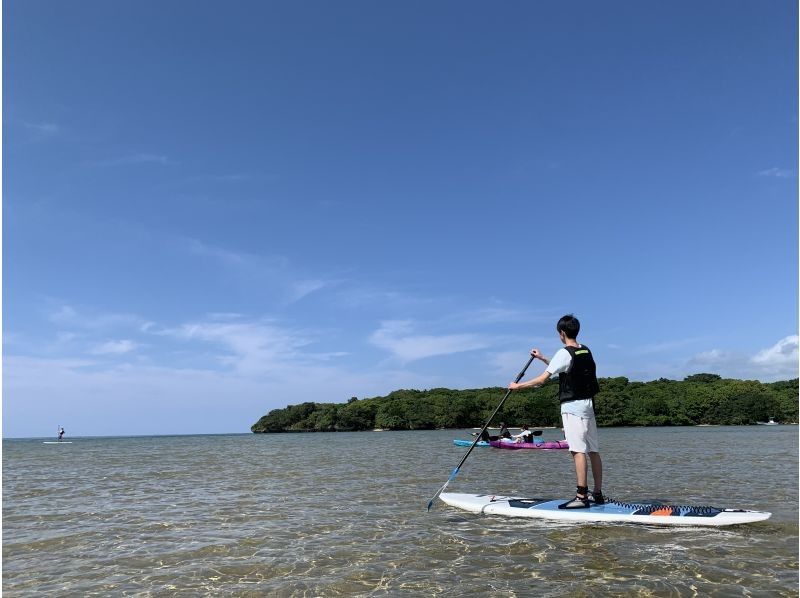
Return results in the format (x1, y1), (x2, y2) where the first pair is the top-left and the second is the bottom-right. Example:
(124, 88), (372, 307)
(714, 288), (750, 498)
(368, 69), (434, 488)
(426, 467), (460, 511)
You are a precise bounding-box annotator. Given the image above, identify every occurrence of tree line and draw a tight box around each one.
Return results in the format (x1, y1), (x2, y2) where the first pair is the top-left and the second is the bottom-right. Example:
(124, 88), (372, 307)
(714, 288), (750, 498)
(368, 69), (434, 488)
(250, 374), (798, 433)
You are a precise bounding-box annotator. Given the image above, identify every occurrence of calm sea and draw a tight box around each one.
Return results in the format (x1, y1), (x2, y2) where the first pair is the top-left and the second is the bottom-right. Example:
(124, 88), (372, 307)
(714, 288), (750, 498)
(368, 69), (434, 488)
(3, 426), (798, 596)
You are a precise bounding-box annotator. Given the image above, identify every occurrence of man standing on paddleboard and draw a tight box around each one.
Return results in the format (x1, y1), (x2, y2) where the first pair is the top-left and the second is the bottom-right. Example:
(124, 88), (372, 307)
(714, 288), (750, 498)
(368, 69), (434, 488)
(508, 314), (603, 509)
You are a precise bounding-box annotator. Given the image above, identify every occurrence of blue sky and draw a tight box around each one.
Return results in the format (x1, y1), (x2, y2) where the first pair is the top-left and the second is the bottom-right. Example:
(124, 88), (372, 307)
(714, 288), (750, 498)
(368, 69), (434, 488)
(4, 1), (798, 437)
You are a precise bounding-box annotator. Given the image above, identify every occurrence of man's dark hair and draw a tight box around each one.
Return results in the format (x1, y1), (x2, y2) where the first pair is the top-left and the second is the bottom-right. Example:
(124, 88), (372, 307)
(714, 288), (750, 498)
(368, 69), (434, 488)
(556, 314), (580, 339)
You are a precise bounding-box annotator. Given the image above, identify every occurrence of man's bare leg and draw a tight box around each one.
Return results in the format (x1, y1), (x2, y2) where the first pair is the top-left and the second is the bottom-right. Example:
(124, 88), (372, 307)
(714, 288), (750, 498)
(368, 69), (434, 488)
(572, 452), (588, 492)
(589, 452), (602, 494)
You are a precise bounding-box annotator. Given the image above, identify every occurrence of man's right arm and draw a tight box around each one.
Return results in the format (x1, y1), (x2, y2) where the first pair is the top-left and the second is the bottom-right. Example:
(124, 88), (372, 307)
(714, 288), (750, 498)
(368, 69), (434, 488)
(531, 348), (549, 365)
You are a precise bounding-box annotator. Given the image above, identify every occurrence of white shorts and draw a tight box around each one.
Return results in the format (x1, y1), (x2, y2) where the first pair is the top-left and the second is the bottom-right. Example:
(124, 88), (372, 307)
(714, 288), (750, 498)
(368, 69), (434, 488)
(561, 412), (599, 453)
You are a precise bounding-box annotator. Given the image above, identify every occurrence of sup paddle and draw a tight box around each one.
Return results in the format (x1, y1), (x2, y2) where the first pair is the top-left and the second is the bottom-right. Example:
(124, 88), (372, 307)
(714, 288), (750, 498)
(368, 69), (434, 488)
(426, 353), (536, 511)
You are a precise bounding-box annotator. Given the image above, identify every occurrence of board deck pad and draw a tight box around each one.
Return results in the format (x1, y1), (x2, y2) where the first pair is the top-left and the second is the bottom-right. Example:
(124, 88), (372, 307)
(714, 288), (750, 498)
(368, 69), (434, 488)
(439, 492), (771, 527)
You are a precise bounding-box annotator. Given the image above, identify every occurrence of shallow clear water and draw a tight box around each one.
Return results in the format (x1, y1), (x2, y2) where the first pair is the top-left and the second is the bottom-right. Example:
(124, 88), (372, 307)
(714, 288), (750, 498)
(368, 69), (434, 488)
(3, 426), (798, 596)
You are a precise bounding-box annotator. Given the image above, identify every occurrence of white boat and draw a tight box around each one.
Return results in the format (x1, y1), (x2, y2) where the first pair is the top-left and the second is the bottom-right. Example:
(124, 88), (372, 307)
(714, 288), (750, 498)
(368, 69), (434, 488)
(756, 418), (778, 426)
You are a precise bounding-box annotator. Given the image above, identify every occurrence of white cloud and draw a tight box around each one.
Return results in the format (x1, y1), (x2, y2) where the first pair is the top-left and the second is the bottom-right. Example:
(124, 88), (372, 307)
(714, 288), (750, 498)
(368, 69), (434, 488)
(49, 305), (78, 324)
(686, 336), (798, 381)
(93, 153), (173, 167)
(184, 238), (284, 271)
(446, 307), (527, 325)
(485, 350), (532, 378)
(289, 279), (333, 302)
(184, 173), (250, 183)
(47, 304), (144, 330)
(183, 238), (339, 305)
(757, 167), (795, 178)
(159, 173), (276, 191)
(22, 121), (61, 136)
(204, 313), (244, 321)
(688, 348), (730, 366)
(640, 337), (706, 354)
(751, 335), (799, 373)
(334, 286), (429, 310)
(369, 320), (490, 363)
(160, 317), (317, 375)
(89, 340), (139, 355)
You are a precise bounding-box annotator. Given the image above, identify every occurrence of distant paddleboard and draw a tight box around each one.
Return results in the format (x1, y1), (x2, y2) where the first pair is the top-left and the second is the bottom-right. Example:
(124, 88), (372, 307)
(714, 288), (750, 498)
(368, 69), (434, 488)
(439, 492), (771, 527)
(43, 441), (73, 444)
(453, 439), (490, 447)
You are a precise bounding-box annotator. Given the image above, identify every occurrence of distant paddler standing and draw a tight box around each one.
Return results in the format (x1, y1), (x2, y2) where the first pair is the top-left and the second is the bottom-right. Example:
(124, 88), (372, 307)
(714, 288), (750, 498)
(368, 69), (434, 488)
(58, 425), (65, 442)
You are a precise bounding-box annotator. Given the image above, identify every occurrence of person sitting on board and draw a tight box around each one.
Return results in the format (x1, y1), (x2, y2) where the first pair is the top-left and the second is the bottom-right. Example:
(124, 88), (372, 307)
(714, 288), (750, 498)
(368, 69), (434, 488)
(508, 314), (604, 509)
(484, 422), (513, 441)
(497, 422), (512, 440)
(512, 425), (534, 443)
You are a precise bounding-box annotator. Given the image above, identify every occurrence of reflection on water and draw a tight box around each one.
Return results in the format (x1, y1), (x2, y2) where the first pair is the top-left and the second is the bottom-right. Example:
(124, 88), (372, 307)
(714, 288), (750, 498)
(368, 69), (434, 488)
(3, 426), (798, 596)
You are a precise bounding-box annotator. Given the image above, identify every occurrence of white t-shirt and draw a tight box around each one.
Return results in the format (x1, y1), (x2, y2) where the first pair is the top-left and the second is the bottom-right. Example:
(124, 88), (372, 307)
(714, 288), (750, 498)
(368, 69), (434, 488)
(545, 347), (595, 418)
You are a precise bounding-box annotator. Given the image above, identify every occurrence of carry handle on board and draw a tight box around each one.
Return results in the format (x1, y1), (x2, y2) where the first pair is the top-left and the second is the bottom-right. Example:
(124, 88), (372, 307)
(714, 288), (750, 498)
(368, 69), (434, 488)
(426, 353), (536, 511)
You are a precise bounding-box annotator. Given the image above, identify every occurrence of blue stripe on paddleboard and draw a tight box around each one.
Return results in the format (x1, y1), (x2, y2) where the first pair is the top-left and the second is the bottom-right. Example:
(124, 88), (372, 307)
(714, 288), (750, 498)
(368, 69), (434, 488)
(453, 439), (490, 447)
(506, 498), (723, 517)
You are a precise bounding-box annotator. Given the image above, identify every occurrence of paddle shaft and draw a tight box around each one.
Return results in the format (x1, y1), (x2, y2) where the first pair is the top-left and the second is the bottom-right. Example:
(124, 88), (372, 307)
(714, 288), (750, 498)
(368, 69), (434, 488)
(426, 353), (536, 510)
(453, 353), (536, 471)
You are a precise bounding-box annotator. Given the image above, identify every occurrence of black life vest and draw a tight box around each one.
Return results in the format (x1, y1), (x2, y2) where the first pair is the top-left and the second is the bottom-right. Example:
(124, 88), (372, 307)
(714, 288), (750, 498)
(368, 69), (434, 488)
(558, 345), (600, 403)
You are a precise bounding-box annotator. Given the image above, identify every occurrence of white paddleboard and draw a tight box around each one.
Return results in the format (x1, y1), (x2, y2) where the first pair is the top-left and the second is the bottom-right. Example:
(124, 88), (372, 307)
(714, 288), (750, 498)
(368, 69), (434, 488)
(43, 441), (73, 444)
(440, 492), (771, 527)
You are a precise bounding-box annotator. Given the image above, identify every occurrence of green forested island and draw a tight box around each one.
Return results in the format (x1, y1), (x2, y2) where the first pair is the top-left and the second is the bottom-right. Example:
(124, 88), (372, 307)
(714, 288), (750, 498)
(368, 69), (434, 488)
(251, 374), (798, 433)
